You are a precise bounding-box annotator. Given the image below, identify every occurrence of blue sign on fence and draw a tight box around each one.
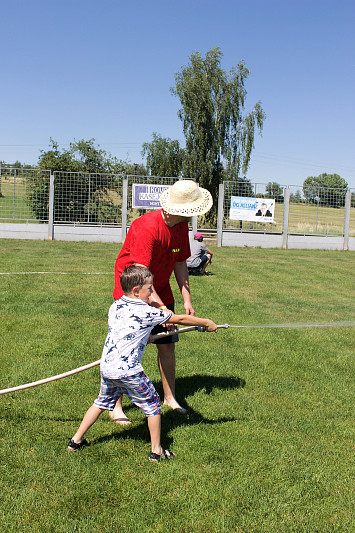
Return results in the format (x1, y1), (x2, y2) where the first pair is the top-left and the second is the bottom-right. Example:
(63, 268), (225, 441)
(132, 184), (170, 209)
(230, 196), (275, 222)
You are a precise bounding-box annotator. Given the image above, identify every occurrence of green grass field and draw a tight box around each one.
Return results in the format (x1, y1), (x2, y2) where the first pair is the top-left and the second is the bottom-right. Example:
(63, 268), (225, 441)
(0, 178), (37, 222)
(0, 240), (354, 532)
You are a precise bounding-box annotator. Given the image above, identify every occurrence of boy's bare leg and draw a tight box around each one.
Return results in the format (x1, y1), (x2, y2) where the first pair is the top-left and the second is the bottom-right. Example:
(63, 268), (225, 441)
(158, 343), (187, 413)
(147, 414), (162, 455)
(148, 414), (175, 459)
(71, 405), (103, 444)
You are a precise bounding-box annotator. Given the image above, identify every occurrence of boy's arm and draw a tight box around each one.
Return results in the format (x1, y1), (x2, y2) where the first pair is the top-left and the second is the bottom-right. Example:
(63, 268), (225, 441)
(167, 312), (218, 332)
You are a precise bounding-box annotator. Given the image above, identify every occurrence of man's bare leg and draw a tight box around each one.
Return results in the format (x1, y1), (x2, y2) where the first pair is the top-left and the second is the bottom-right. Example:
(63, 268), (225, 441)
(110, 396), (131, 425)
(112, 343), (186, 421)
(157, 343), (187, 413)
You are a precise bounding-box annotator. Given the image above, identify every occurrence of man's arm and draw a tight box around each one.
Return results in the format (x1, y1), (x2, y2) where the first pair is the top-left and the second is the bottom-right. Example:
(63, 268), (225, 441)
(174, 261), (195, 316)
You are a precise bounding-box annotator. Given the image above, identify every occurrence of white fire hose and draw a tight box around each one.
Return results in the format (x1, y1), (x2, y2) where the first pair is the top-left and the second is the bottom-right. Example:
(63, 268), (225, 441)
(1, 321), (354, 395)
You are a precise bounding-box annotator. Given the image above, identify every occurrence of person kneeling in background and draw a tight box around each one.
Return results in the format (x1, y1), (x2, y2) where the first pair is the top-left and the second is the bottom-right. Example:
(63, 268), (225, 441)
(186, 232), (214, 276)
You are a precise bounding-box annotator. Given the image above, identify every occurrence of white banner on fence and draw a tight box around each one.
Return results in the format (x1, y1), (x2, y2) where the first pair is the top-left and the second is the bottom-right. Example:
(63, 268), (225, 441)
(132, 184), (170, 209)
(230, 196), (275, 222)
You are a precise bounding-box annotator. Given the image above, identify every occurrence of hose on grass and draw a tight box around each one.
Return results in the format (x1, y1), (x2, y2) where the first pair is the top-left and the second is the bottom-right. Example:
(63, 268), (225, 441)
(1, 321), (354, 395)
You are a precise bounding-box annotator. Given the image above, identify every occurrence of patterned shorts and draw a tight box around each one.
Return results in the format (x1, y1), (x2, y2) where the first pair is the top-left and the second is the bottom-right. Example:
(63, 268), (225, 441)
(93, 371), (161, 417)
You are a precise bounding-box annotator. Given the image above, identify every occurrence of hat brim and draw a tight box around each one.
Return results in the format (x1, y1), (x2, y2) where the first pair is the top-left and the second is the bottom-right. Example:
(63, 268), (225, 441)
(160, 187), (213, 216)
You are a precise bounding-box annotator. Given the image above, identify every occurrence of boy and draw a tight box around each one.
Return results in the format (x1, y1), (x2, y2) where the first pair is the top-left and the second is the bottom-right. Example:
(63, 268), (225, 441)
(67, 265), (218, 462)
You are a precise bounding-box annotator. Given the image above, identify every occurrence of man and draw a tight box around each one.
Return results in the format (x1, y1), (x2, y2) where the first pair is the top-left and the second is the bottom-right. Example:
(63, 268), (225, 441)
(186, 232), (213, 276)
(111, 180), (213, 423)
(256, 202), (272, 217)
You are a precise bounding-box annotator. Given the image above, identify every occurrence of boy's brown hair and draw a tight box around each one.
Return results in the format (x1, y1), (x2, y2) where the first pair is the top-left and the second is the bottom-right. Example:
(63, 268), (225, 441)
(120, 265), (153, 294)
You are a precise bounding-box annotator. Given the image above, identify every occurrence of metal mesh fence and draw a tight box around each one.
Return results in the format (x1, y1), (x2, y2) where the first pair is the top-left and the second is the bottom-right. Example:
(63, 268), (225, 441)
(223, 181), (355, 237)
(126, 175), (216, 231)
(288, 185), (350, 235)
(1, 167), (354, 237)
(350, 191), (355, 237)
(52, 171), (123, 225)
(0, 167), (51, 222)
(126, 175), (179, 224)
(223, 180), (284, 233)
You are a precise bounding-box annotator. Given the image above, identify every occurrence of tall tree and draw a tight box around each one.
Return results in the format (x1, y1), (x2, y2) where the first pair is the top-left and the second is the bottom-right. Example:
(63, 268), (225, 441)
(171, 47), (265, 214)
(303, 173), (348, 207)
(141, 133), (184, 177)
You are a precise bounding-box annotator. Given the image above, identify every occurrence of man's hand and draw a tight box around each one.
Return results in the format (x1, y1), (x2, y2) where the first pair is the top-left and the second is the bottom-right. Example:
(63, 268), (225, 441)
(184, 301), (195, 316)
(174, 261), (195, 316)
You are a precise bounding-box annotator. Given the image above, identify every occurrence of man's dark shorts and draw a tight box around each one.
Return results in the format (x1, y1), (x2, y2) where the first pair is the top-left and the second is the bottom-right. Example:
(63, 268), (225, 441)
(152, 302), (178, 344)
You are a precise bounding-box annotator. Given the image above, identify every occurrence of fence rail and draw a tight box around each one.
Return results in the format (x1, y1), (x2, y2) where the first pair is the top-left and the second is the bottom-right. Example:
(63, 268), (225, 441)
(0, 167), (354, 248)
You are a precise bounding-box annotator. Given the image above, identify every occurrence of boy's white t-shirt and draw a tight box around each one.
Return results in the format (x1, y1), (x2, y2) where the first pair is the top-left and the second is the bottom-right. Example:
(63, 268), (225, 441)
(100, 295), (171, 379)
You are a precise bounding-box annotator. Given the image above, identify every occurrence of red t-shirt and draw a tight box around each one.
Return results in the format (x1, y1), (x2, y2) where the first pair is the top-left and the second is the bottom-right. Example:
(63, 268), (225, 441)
(113, 210), (191, 305)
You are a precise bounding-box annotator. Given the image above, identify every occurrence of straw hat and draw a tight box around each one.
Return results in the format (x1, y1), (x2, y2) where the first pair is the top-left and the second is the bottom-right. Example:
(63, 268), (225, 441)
(160, 180), (213, 216)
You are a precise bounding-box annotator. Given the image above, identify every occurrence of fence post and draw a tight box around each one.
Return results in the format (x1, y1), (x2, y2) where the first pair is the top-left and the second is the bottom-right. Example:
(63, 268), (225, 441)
(13, 169), (16, 219)
(121, 176), (128, 241)
(87, 174), (91, 223)
(282, 187), (290, 249)
(217, 182), (224, 247)
(192, 216), (198, 236)
(343, 189), (351, 251)
(48, 173), (55, 240)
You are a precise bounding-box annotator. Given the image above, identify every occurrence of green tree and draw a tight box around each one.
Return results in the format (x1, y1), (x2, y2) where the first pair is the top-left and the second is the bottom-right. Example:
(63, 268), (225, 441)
(290, 190), (303, 203)
(171, 47), (265, 216)
(126, 163), (147, 176)
(265, 181), (284, 202)
(29, 139), (126, 223)
(225, 177), (254, 199)
(302, 173), (348, 207)
(141, 133), (184, 177)
(37, 138), (126, 174)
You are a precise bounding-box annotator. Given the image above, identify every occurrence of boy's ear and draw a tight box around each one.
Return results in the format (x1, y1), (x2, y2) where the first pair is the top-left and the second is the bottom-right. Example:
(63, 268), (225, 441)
(132, 285), (140, 297)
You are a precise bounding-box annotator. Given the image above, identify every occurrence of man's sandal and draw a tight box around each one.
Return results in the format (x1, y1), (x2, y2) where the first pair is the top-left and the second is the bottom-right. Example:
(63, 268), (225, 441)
(109, 411), (131, 426)
(67, 438), (90, 452)
(149, 448), (175, 462)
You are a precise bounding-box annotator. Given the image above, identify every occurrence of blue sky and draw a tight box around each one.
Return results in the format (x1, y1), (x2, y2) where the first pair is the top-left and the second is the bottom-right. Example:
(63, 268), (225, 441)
(1, 0), (354, 188)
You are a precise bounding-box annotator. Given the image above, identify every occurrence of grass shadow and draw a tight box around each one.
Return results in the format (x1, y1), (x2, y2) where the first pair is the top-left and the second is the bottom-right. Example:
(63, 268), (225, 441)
(118, 373), (246, 414)
(92, 374), (246, 448)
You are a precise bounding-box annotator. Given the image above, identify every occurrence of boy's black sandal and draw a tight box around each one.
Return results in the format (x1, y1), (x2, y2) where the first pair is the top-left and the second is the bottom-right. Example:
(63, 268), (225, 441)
(67, 438), (90, 451)
(149, 448), (175, 462)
